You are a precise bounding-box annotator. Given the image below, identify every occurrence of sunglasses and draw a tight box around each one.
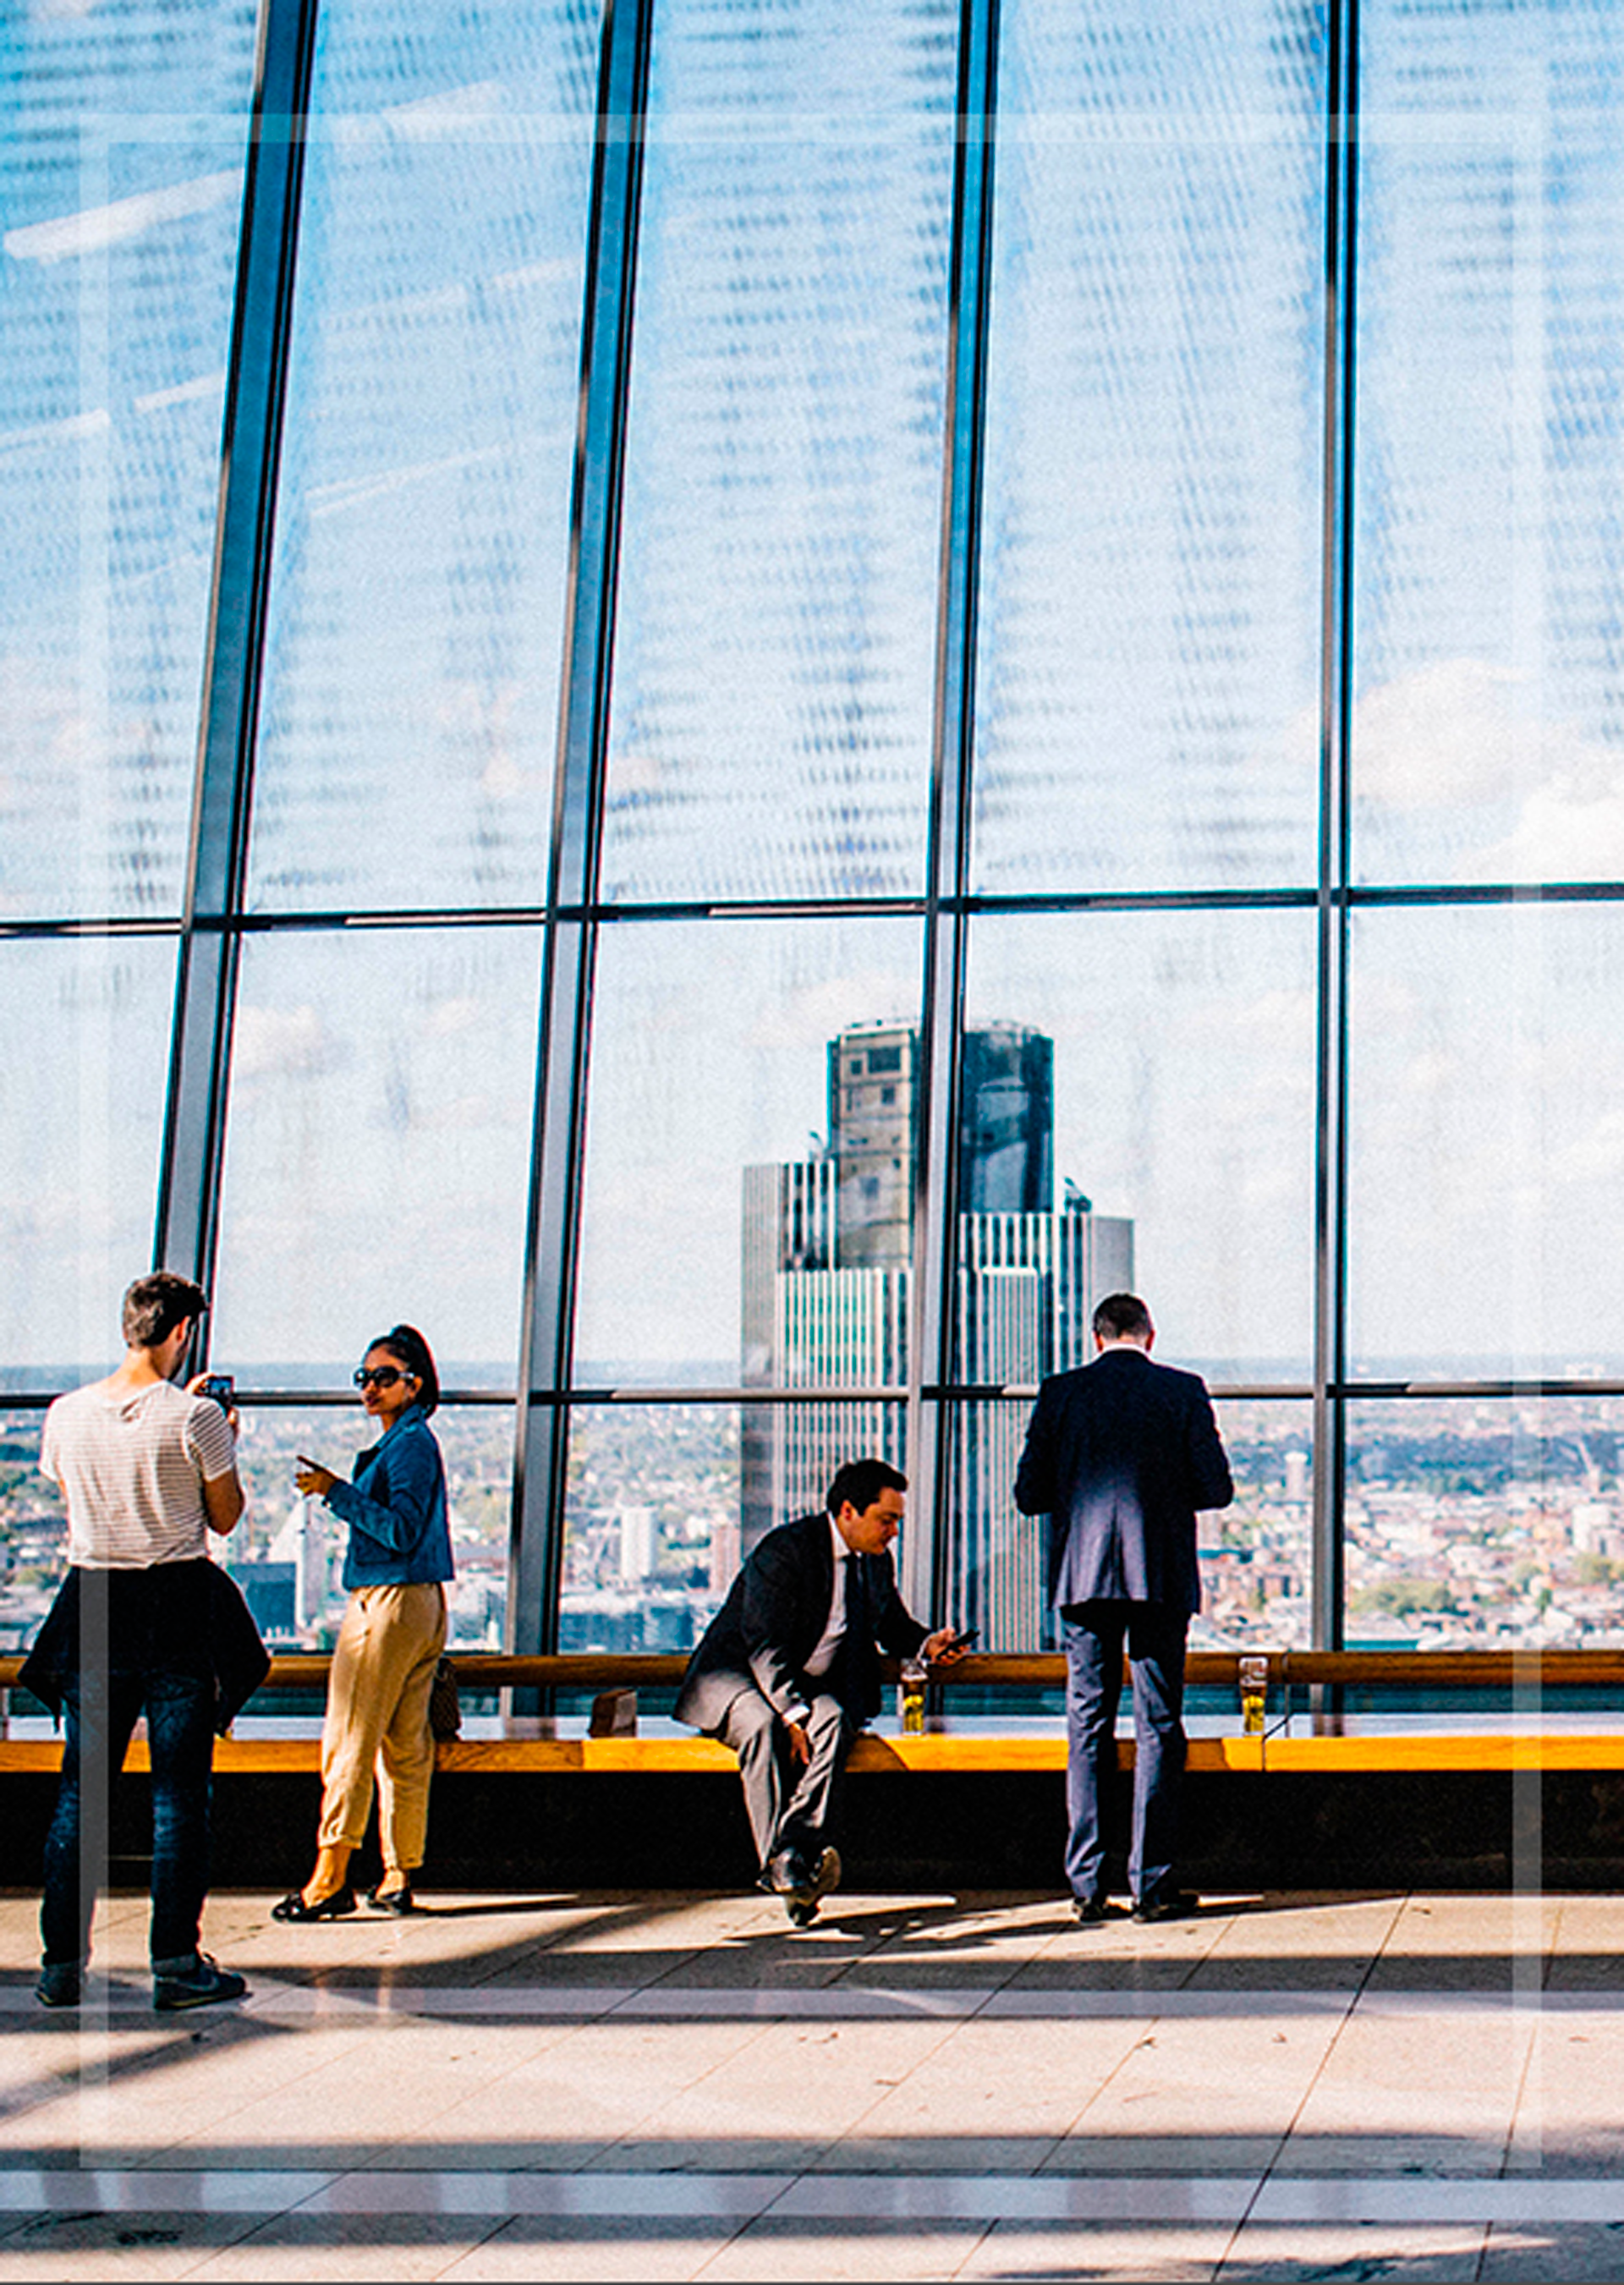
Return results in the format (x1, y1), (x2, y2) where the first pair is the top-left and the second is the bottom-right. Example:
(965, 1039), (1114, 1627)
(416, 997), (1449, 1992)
(354, 1365), (415, 1391)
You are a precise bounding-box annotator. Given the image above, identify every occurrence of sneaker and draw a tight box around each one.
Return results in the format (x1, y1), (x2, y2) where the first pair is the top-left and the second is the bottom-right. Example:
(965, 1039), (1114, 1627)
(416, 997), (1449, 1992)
(1071, 1894), (1111, 1926)
(36, 1961), (83, 2009)
(152, 1952), (248, 2013)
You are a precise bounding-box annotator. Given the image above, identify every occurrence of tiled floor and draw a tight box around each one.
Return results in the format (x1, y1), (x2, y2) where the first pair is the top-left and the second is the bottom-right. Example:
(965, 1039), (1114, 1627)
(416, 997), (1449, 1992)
(3, 1887), (1624, 2279)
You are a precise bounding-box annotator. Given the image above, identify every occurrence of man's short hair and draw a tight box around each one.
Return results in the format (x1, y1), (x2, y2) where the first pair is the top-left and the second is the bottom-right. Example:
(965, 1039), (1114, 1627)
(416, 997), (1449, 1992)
(826, 1458), (908, 1518)
(1092, 1291), (1153, 1344)
(122, 1272), (209, 1350)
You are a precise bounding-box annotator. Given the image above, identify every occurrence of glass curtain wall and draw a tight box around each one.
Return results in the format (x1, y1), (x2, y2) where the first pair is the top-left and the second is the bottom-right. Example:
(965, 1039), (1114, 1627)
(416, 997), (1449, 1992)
(7, 0), (1624, 1661)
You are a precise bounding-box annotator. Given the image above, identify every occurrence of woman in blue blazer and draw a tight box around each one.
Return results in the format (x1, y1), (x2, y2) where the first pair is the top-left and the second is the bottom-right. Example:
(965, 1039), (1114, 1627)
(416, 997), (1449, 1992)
(274, 1324), (454, 1920)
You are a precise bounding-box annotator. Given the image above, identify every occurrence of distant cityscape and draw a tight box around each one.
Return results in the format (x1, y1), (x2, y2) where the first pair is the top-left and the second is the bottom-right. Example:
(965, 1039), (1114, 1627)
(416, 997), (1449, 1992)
(4, 1018), (1624, 1660)
(9, 1391), (1624, 1662)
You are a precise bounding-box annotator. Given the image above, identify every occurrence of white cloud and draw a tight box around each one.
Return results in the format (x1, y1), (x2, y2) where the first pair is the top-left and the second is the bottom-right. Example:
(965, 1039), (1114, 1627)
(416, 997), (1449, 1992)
(232, 1004), (326, 1081)
(381, 80), (506, 138)
(1468, 784), (1624, 883)
(1348, 655), (1624, 877)
(6, 171), (239, 264)
(1352, 656), (1531, 811)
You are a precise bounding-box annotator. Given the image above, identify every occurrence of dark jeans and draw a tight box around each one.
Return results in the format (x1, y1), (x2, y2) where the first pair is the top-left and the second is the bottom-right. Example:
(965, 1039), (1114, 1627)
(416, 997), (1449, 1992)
(715, 1684), (855, 1871)
(41, 1665), (217, 1967)
(1062, 1600), (1188, 1906)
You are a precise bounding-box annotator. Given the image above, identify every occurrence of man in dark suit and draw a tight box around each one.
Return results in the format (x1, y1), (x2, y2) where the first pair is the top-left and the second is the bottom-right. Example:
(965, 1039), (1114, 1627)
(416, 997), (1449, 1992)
(677, 1458), (963, 1923)
(1014, 1292), (1233, 1925)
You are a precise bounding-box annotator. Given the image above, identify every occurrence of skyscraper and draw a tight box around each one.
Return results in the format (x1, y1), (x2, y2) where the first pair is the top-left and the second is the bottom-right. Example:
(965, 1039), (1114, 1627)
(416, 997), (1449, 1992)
(742, 1020), (1133, 1647)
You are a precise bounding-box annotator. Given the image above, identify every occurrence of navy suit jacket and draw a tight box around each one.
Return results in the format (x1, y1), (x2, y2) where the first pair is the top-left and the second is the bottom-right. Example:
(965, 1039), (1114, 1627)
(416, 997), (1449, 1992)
(676, 1511), (927, 1732)
(1013, 1348), (1234, 1616)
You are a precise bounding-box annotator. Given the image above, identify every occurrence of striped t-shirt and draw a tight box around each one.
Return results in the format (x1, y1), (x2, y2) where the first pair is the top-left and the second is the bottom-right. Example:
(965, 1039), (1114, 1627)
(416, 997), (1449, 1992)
(40, 1380), (237, 1569)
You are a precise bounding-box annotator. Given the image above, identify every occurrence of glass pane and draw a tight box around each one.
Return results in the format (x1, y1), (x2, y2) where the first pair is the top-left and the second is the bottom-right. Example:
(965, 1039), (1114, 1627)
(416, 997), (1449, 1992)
(248, 0), (599, 913)
(1206, 1396), (1313, 1651)
(222, 1399), (513, 1651)
(573, 917), (924, 1387)
(0, 1), (254, 920)
(0, 937), (175, 1385)
(559, 1398), (906, 1652)
(1348, 904), (1624, 1381)
(963, 910), (1317, 1376)
(1354, 0), (1624, 887)
(599, 0), (953, 903)
(209, 926), (541, 1379)
(1347, 1395), (1624, 1650)
(0, 1409), (67, 1654)
(972, 0), (1325, 895)
(945, 1395), (1312, 1651)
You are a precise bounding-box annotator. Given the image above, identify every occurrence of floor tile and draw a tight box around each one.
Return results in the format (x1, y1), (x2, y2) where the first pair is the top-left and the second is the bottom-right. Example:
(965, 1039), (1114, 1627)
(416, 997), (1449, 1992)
(1480, 2221), (1624, 2280)
(438, 2215), (743, 2281)
(0, 2206), (263, 2281)
(693, 2215), (988, 2281)
(1273, 2002), (1533, 2175)
(1045, 2010), (1341, 2176)
(1216, 2221), (1490, 2279)
(959, 2220), (1232, 2282)
(180, 2211), (506, 2281)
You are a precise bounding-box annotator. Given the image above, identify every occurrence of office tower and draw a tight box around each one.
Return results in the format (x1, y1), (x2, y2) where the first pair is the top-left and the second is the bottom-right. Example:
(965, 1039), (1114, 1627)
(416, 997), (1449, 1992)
(742, 1022), (1133, 1645)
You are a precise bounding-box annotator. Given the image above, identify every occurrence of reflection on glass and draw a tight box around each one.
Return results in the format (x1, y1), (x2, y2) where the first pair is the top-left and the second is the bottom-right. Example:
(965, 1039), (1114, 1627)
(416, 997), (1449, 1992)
(223, 1401), (513, 1651)
(559, 1400), (905, 1653)
(1348, 905), (1624, 1381)
(249, 0), (598, 913)
(1354, 0), (1624, 886)
(0, 939), (175, 1382)
(963, 909), (1316, 1375)
(0, 1412), (66, 1651)
(209, 927), (541, 1376)
(0, 1), (254, 919)
(1347, 1395), (1624, 1649)
(573, 918), (924, 1384)
(943, 1396), (1311, 1652)
(600, 0), (952, 902)
(973, 0), (1324, 894)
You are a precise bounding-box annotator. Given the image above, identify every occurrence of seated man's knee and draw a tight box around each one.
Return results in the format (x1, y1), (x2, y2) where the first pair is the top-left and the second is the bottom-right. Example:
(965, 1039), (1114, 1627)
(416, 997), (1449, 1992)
(722, 1691), (778, 1752)
(804, 1694), (853, 1750)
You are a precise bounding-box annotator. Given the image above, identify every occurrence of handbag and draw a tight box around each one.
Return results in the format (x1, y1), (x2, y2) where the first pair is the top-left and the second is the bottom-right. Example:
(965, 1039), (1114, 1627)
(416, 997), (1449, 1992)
(428, 1654), (462, 1740)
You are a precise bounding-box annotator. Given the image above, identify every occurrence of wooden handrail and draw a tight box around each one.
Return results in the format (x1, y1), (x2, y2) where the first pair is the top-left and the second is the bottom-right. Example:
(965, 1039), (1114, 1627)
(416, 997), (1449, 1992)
(5, 1648), (1624, 1693)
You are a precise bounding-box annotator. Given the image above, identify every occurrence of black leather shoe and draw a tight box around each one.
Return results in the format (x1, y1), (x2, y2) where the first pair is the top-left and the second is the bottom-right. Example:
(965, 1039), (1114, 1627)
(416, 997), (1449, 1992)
(271, 1886), (357, 1922)
(798, 1847), (841, 1905)
(366, 1883), (415, 1914)
(782, 1847), (842, 1927)
(1072, 1894), (1111, 1925)
(1133, 1889), (1199, 1923)
(758, 1849), (814, 1897)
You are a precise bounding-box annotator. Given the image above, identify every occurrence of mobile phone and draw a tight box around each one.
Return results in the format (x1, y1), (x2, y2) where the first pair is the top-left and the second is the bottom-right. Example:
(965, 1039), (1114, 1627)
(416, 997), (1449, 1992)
(946, 1627), (979, 1651)
(200, 1374), (234, 1407)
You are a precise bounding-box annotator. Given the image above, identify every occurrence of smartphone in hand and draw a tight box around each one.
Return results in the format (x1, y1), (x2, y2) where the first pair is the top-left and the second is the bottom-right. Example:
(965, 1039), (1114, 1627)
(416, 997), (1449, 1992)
(199, 1374), (234, 1407)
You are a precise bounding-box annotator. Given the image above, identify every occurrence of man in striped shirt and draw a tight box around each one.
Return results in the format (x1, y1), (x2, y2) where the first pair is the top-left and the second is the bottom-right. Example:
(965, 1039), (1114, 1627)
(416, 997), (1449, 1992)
(35, 1272), (249, 2012)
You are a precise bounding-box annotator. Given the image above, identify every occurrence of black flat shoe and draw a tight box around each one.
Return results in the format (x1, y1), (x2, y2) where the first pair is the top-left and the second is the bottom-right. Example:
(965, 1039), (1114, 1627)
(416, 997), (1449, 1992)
(271, 1886), (357, 1922)
(366, 1884), (415, 1914)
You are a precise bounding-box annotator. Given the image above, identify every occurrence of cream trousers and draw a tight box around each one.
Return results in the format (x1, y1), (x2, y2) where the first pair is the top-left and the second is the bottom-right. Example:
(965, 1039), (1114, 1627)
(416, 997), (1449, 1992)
(317, 1582), (447, 1872)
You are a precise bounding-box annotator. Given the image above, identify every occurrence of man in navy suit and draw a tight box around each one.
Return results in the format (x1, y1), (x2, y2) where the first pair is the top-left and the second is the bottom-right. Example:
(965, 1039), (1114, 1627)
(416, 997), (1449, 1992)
(677, 1458), (963, 1923)
(1014, 1293), (1233, 1924)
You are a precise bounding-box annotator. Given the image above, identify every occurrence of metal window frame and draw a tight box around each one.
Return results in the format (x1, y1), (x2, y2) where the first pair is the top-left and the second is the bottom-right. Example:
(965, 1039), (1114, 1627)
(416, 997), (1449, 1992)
(1312, 0), (1359, 1653)
(508, 0), (654, 1656)
(18, 0), (1624, 1662)
(904, 0), (1002, 1624)
(154, 0), (321, 1332)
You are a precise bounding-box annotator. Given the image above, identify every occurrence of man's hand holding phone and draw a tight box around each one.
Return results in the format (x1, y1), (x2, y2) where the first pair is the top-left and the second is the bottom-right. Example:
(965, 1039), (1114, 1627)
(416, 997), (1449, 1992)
(189, 1372), (239, 1433)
